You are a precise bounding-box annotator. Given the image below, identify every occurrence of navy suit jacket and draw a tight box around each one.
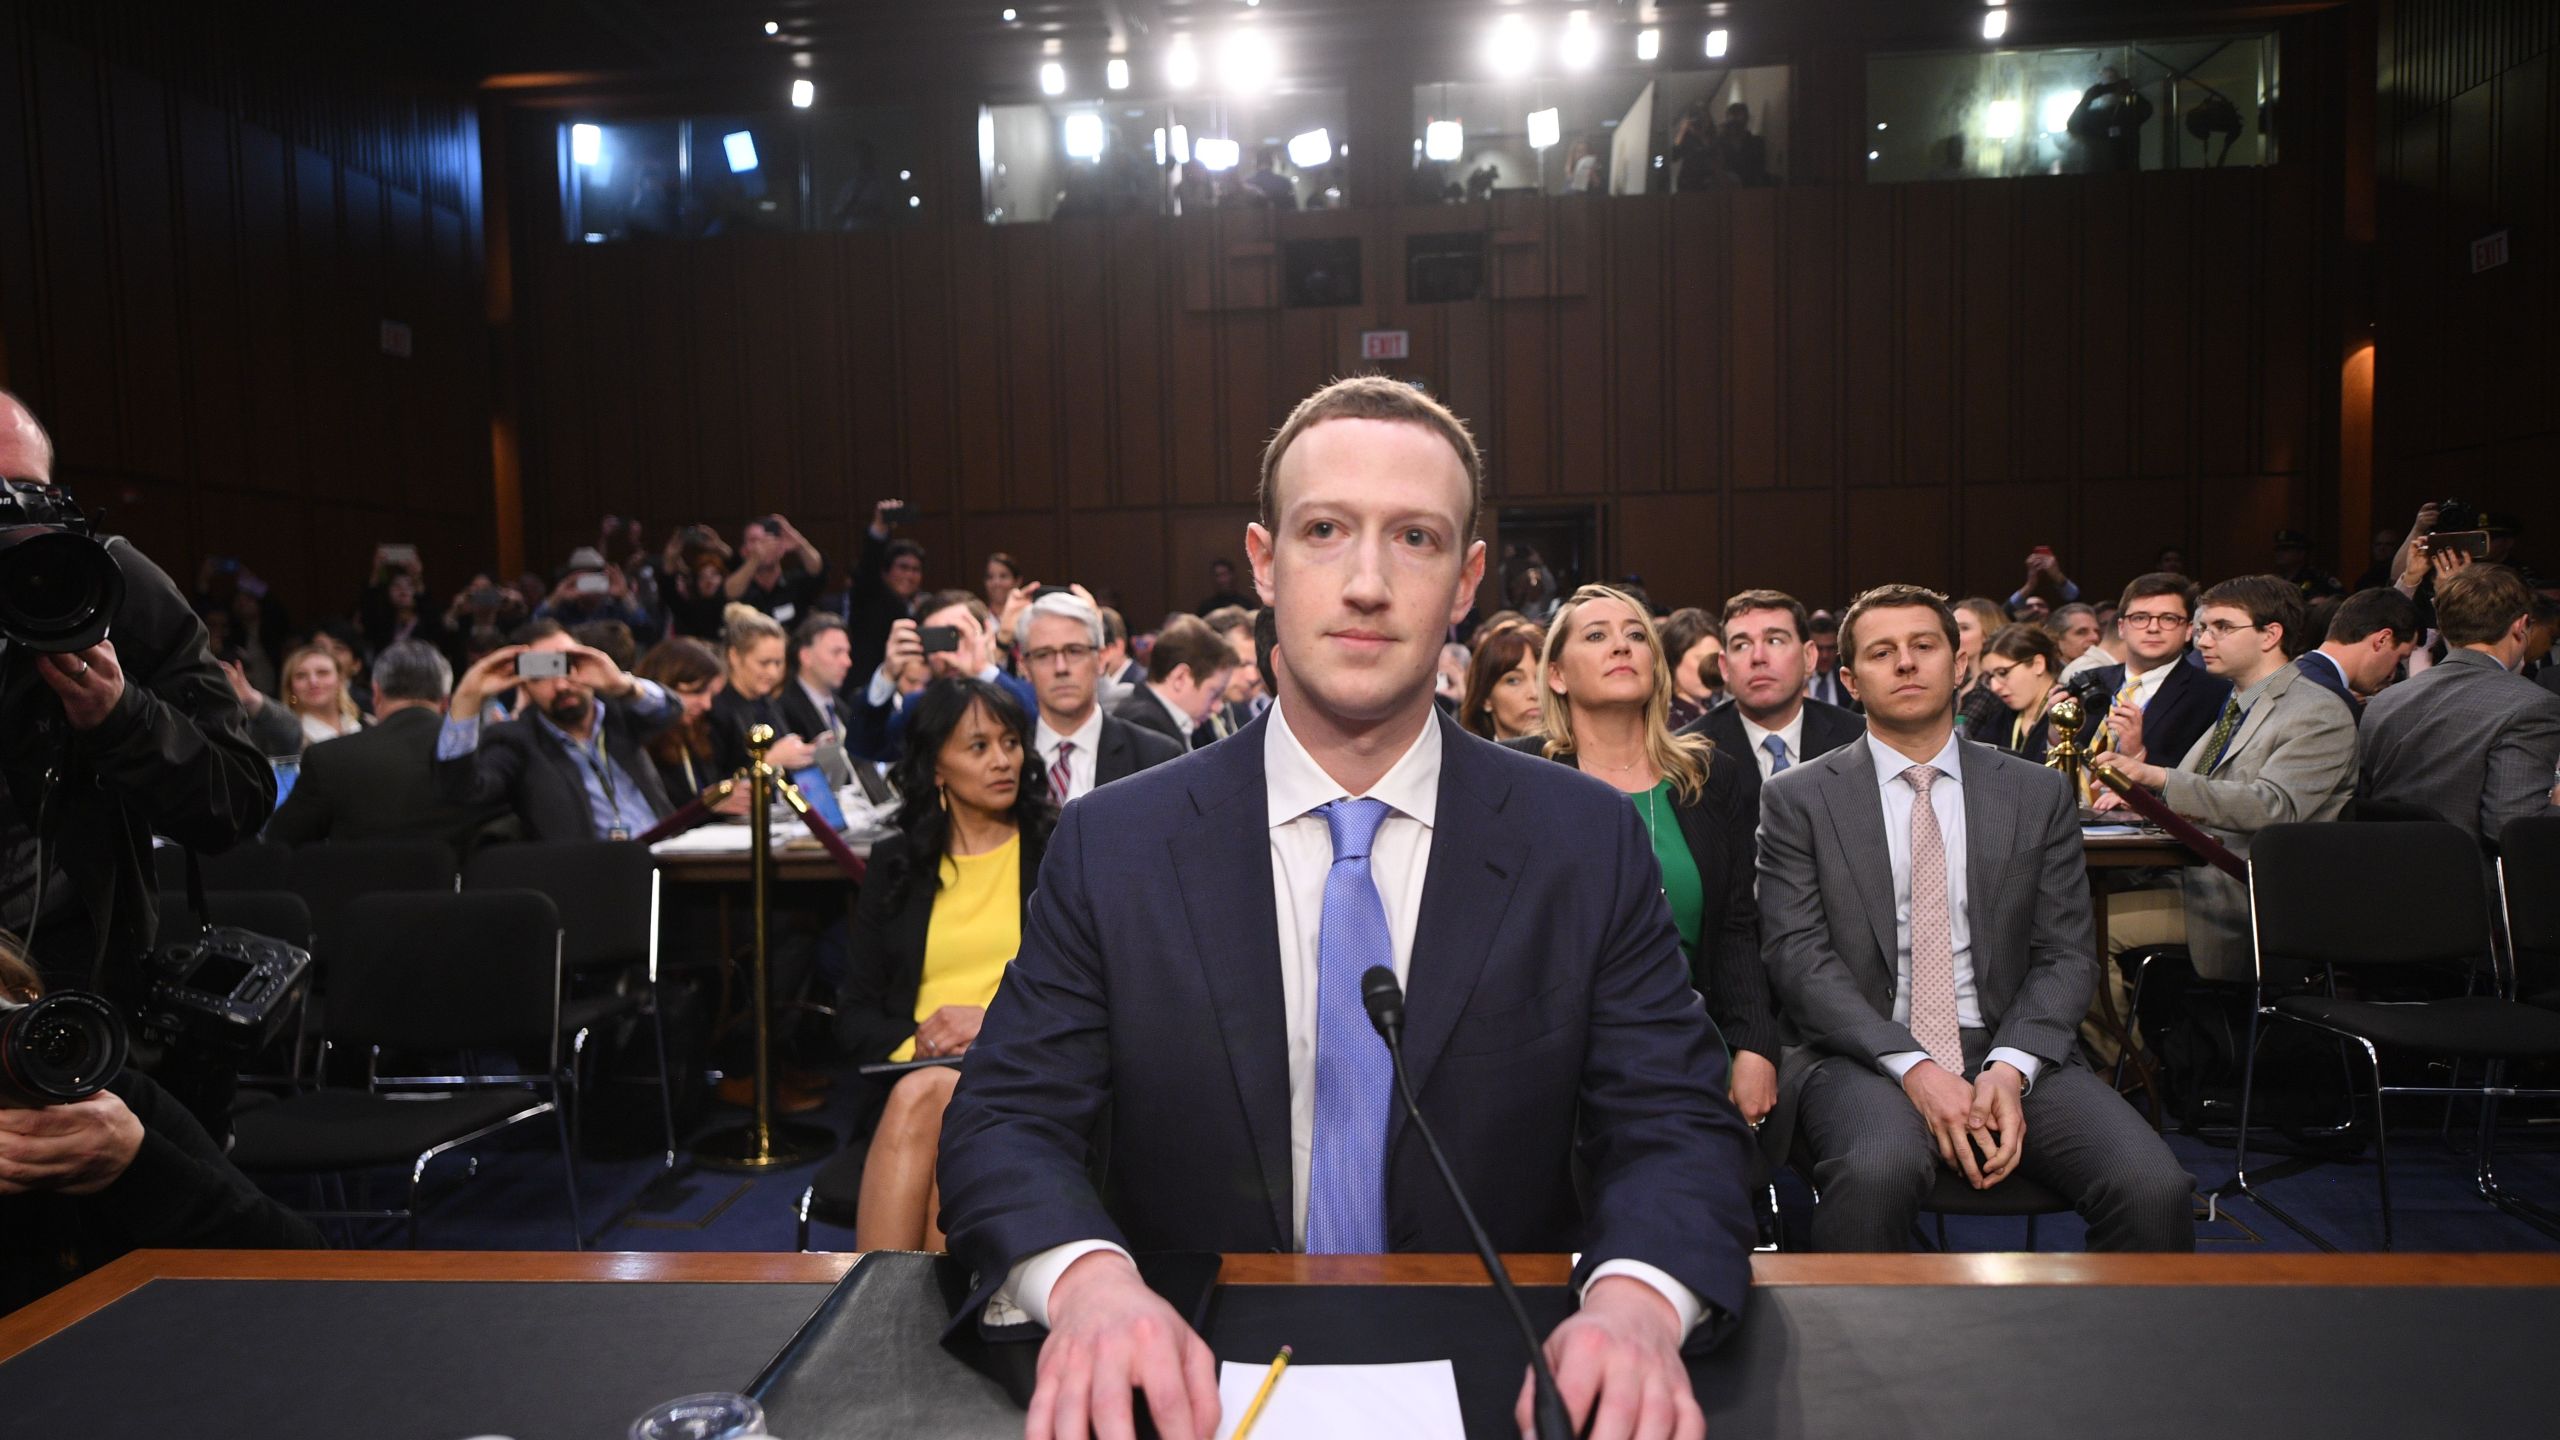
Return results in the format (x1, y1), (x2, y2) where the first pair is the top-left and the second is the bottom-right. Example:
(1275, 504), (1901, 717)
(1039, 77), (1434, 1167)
(2085, 655), (2231, 770)
(936, 710), (1757, 1342)
(2292, 651), (2359, 721)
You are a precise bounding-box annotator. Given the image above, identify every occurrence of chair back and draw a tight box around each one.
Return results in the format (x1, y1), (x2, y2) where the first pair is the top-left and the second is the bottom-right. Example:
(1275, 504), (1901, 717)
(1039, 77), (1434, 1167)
(322, 890), (561, 1054)
(2498, 816), (2560, 999)
(151, 890), (315, 951)
(155, 837), (292, 893)
(288, 840), (459, 960)
(2343, 797), (2443, 825)
(461, 841), (657, 974)
(2247, 821), (2494, 992)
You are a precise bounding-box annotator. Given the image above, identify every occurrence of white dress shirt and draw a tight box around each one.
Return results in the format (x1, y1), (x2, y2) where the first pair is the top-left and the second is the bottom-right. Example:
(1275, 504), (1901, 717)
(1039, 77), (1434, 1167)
(991, 702), (1705, 1337)
(797, 678), (845, 736)
(1738, 707), (1807, 782)
(2124, 659), (2176, 708)
(1146, 682), (1196, 739)
(1034, 708), (1106, 803)
(1863, 732), (2044, 1090)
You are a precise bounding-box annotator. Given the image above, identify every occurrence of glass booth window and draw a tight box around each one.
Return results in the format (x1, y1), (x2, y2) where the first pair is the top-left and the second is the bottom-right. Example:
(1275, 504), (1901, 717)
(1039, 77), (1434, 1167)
(981, 90), (1349, 224)
(559, 110), (922, 241)
(1410, 66), (1788, 202)
(1865, 34), (2278, 183)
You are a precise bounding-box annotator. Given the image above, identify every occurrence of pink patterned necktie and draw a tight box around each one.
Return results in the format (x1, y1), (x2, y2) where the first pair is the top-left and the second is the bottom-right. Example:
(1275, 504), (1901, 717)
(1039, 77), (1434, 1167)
(1902, 763), (1964, 1075)
(1051, 740), (1074, 805)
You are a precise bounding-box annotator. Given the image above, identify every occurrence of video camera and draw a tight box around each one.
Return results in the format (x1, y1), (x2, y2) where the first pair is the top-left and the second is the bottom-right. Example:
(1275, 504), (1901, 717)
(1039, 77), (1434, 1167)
(0, 478), (124, 653)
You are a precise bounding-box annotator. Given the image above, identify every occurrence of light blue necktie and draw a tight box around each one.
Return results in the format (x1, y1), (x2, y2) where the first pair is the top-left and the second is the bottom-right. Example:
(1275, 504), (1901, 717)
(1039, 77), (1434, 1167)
(1306, 797), (1394, 1254)
(1762, 734), (1791, 775)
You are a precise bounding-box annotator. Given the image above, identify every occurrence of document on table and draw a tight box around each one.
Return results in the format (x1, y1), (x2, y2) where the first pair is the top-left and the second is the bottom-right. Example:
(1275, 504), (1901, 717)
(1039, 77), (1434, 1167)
(2080, 823), (2152, 838)
(1211, 1358), (1464, 1440)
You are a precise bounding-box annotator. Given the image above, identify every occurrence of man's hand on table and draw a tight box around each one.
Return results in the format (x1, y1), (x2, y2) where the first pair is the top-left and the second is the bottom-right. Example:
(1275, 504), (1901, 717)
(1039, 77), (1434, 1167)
(1521, 1275), (1705, 1440)
(1030, 1249), (1220, 1440)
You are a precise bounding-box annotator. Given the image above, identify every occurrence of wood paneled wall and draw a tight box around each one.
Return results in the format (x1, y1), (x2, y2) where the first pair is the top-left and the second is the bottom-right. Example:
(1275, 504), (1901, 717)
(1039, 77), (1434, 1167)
(513, 162), (2327, 625)
(2375, 0), (2560, 547)
(0, 0), (492, 624)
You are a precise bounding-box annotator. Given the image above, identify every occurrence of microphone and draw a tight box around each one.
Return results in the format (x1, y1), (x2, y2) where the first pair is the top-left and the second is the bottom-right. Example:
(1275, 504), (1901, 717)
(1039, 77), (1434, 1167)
(1361, 966), (1574, 1440)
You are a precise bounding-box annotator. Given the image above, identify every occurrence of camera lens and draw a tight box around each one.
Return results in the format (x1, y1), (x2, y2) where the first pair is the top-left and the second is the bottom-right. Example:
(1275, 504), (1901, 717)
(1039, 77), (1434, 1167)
(0, 525), (123, 653)
(0, 991), (129, 1107)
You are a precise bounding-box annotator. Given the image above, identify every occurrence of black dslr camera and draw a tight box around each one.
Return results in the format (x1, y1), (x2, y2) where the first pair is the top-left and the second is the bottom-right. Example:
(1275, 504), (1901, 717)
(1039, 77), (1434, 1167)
(0, 478), (124, 653)
(0, 989), (128, 1108)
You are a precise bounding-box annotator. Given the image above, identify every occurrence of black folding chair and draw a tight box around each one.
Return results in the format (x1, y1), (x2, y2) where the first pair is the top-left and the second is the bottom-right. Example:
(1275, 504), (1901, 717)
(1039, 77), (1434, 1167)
(2499, 816), (2560, 1012)
(286, 840), (458, 1080)
(2229, 821), (2560, 1249)
(462, 841), (678, 1166)
(229, 890), (582, 1248)
(155, 836), (292, 892)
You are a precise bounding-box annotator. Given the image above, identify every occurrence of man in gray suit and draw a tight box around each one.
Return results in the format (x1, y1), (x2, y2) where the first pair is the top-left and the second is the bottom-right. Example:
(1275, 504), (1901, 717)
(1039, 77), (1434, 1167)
(2092, 575), (2358, 981)
(1760, 584), (2193, 1252)
(2360, 563), (2560, 847)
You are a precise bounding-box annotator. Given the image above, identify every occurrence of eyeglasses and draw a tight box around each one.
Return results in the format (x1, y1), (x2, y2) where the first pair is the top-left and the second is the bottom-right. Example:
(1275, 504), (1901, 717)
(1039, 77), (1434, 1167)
(2197, 620), (2263, 640)
(1980, 661), (2021, 682)
(2118, 611), (2191, 630)
(1024, 644), (1097, 666)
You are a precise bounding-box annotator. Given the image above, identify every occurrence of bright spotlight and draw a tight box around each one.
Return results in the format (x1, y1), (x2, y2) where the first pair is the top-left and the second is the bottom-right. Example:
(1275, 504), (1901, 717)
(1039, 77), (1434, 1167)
(722, 131), (759, 173)
(1424, 120), (1464, 163)
(1167, 34), (1199, 89)
(1063, 112), (1105, 160)
(763, 20), (779, 36)
(1983, 99), (2022, 139)
(1107, 57), (1130, 91)
(1559, 11), (1597, 71)
(1286, 127), (1332, 168)
(1218, 31), (1275, 93)
(1636, 27), (1660, 62)
(2041, 90), (2079, 134)
(1982, 9), (2009, 41)
(1195, 137), (1241, 171)
(790, 78), (815, 108)
(1486, 14), (1535, 77)
(1705, 28), (1729, 60)
(570, 123), (602, 166)
(1041, 62), (1067, 96)
(1526, 108), (1561, 151)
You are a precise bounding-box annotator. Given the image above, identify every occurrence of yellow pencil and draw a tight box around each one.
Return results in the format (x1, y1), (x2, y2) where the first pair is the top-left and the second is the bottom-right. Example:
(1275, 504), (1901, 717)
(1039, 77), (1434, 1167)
(1231, 1344), (1293, 1440)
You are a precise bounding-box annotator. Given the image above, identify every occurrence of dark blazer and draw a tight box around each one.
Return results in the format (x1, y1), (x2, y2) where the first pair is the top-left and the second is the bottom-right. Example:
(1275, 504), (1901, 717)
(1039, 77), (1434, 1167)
(846, 669), (1037, 765)
(1501, 735), (1777, 1060)
(2292, 651), (2359, 721)
(2083, 656), (2231, 773)
(1681, 696), (1865, 770)
(266, 706), (512, 853)
(844, 528), (921, 688)
(1108, 684), (1190, 749)
(709, 687), (796, 777)
(777, 678), (852, 745)
(1804, 669), (1861, 714)
(937, 711), (1758, 1340)
(1090, 712), (1184, 788)
(836, 827), (1049, 1064)
(432, 698), (678, 841)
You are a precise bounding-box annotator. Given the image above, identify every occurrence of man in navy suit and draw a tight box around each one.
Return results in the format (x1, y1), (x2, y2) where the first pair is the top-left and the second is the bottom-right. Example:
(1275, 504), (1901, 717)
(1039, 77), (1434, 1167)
(2294, 587), (2421, 722)
(938, 377), (1752, 1440)
(2082, 573), (2231, 770)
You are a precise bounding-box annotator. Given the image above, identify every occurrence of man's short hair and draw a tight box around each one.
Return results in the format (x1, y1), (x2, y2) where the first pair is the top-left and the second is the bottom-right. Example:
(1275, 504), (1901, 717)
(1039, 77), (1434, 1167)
(1840, 583), (1959, 656)
(2325, 587), (2421, 646)
(1015, 590), (1105, 651)
(1719, 588), (1809, 642)
(2117, 571), (2197, 617)
(2199, 575), (2311, 657)
(372, 640), (454, 703)
(2434, 562), (2535, 648)
(885, 538), (926, 567)
(510, 618), (566, 647)
(1147, 614), (1234, 686)
(1201, 604), (1255, 641)
(2043, 602), (2097, 638)
(792, 612), (848, 651)
(1806, 610), (1839, 638)
(921, 589), (994, 629)
(1098, 605), (1129, 647)
(571, 620), (637, 670)
(1258, 375), (1484, 540)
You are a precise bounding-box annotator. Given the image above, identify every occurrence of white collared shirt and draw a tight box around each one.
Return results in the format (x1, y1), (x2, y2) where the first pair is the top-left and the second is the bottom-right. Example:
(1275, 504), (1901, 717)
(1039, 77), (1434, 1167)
(1862, 732), (2043, 1089)
(993, 702), (1704, 1337)
(1034, 708), (1107, 803)
(2125, 658), (2177, 708)
(1738, 707), (1807, 781)
(1146, 682), (1197, 739)
(797, 679), (845, 736)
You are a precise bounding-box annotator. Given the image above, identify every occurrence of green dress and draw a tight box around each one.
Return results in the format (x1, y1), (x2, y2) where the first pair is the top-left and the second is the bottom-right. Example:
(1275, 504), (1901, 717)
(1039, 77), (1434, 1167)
(1630, 779), (1704, 967)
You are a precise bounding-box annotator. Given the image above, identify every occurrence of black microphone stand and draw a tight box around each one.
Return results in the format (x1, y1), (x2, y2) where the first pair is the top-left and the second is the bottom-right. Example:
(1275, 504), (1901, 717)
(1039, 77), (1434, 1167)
(1363, 967), (1574, 1440)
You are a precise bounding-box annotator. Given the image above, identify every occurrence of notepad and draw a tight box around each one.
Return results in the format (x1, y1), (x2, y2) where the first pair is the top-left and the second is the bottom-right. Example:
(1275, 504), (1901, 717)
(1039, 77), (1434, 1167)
(1212, 1358), (1464, 1440)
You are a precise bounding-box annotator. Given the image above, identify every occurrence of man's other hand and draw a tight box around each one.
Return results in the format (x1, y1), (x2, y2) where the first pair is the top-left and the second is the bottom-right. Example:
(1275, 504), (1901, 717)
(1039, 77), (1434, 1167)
(1520, 1275), (1704, 1440)
(1029, 1250), (1219, 1440)
(0, 1091), (144, 1195)
(37, 643), (125, 730)
(1901, 1060), (1985, 1187)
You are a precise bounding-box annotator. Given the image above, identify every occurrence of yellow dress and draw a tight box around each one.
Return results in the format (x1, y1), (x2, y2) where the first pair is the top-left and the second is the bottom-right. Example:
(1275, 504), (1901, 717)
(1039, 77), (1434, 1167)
(887, 833), (1022, 1061)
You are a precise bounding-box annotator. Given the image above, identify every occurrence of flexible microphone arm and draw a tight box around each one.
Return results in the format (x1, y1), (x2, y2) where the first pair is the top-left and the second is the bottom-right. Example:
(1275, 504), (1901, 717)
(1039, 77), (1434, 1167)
(1362, 966), (1574, 1440)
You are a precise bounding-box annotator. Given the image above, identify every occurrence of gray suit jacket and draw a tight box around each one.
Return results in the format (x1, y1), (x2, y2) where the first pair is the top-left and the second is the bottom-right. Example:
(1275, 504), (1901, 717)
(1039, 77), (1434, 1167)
(2360, 646), (2560, 850)
(1757, 735), (2096, 1161)
(2157, 662), (2357, 979)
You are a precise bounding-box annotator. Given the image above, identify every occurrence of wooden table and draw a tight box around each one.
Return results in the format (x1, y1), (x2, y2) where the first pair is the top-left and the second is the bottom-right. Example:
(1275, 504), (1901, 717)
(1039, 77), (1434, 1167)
(653, 842), (870, 887)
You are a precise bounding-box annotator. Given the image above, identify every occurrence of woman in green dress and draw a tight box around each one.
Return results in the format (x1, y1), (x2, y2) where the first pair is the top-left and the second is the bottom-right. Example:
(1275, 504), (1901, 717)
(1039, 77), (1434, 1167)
(1503, 584), (1779, 1127)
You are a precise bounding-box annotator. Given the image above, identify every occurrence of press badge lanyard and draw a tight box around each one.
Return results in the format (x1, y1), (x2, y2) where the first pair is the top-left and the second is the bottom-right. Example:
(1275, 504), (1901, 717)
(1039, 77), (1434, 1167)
(559, 711), (631, 841)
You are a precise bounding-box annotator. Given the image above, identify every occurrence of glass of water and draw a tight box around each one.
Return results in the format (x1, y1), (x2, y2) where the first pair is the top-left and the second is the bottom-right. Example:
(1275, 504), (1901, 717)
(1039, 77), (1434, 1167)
(629, 1393), (766, 1440)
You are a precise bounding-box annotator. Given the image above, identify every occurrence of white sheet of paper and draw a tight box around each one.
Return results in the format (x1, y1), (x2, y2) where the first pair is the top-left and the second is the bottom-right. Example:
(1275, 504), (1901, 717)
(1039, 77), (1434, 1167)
(1211, 1358), (1465, 1440)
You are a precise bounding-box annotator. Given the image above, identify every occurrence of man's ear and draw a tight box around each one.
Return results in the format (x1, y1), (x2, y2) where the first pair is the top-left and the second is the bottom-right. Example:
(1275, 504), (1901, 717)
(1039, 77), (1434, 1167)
(1246, 524), (1277, 609)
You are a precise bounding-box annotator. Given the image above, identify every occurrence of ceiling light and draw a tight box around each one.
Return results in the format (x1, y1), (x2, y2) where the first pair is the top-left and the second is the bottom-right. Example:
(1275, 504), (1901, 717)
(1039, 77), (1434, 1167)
(1486, 15), (1535, 77)
(1167, 34), (1200, 89)
(1286, 127), (1331, 168)
(763, 20), (779, 36)
(1196, 137), (1241, 170)
(1041, 61), (1067, 95)
(1153, 127), (1168, 164)
(1705, 28), (1729, 60)
(570, 123), (602, 166)
(1636, 28), (1659, 62)
(1001, 7), (1018, 20)
(790, 78), (815, 108)
(1559, 12), (1597, 71)
(1527, 108), (1561, 151)
(1982, 9), (2009, 40)
(1063, 112), (1105, 160)
(1219, 31), (1275, 92)
(2041, 90), (2079, 134)
(1424, 120), (1463, 163)
(1170, 124), (1191, 163)
(1107, 57), (1130, 90)
(723, 131), (759, 172)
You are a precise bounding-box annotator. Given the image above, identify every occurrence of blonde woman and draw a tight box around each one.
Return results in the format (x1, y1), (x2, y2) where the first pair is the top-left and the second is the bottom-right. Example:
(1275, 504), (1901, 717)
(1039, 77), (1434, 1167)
(280, 643), (363, 747)
(708, 603), (818, 777)
(1505, 584), (1780, 1125)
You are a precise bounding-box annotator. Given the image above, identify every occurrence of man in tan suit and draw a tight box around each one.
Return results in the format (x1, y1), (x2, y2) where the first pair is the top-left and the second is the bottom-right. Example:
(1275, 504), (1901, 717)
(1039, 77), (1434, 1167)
(2092, 575), (2358, 981)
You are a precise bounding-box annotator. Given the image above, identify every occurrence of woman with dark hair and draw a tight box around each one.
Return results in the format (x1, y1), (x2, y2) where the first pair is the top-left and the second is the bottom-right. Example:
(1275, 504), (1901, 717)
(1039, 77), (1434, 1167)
(1658, 607), (1725, 731)
(1982, 622), (2068, 757)
(1951, 596), (2010, 739)
(982, 551), (1022, 619)
(836, 676), (1055, 1251)
(1504, 585), (1779, 1126)
(635, 636), (737, 804)
(1458, 621), (1544, 741)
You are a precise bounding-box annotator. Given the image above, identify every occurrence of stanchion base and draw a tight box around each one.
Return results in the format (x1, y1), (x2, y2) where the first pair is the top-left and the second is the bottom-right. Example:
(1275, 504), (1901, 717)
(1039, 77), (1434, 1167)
(692, 1119), (835, 1173)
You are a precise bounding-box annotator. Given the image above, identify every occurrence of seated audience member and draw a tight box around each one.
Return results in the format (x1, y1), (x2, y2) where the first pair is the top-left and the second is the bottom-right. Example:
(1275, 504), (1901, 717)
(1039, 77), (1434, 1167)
(780, 613), (856, 745)
(0, 936), (325, 1313)
(726, 514), (827, 623)
(2078, 574), (2230, 771)
(2046, 603), (2104, 674)
(1107, 611), (1235, 750)
(280, 642), (364, 747)
(837, 678), (1057, 1250)
(267, 641), (511, 852)
(1018, 591), (1182, 804)
(1758, 584), (2193, 1253)
(216, 654), (312, 758)
(708, 604), (820, 778)
(534, 548), (653, 636)
(2359, 564), (2560, 847)
(311, 622), (374, 718)
(2295, 587), (2420, 719)
(635, 637), (735, 803)
(2090, 577), (2357, 981)
(1197, 555), (1254, 615)
(434, 621), (680, 841)
(1979, 624), (2068, 758)
(1516, 586), (1780, 1125)
(1434, 642), (1470, 715)
(1804, 610), (1855, 710)
(1095, 605), (1144, 703)
(571, 618), (638, 672)
(1199, 605), (1262, 742)
(1457, 620), (1544, 741)
(1660, 607), (1726, 730)
(1951, 596), (2011, 739)
(1695, 588), (1865, 779)
(849, 591), (1036, 761)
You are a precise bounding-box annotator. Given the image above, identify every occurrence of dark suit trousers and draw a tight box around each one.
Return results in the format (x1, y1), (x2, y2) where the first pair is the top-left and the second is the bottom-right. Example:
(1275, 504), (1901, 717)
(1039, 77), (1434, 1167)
(1794, 1029), (2194, 1252)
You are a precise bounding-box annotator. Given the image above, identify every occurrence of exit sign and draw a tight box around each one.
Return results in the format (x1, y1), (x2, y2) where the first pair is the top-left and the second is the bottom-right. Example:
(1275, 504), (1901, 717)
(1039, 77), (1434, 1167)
(1359, 329), (1410, 361)
(2472, 229), (2511, 274)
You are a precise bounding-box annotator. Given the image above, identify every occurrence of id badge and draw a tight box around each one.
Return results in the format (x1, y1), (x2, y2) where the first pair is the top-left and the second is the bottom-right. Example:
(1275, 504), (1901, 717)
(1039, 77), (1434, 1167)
(608, 826), (631, 842)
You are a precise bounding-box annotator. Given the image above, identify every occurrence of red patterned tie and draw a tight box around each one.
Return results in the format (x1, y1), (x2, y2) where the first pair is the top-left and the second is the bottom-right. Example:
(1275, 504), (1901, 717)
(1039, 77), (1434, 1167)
(1051, 740), (1074, 805)
(1903, 763), (1963, 1074)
